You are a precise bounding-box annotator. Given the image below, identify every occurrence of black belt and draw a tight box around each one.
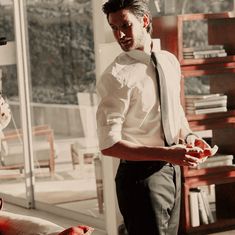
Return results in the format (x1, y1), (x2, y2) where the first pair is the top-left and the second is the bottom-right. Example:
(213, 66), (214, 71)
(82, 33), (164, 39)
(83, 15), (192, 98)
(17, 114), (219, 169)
(118, 160), (173, 181)
(120, 159), (171, 166)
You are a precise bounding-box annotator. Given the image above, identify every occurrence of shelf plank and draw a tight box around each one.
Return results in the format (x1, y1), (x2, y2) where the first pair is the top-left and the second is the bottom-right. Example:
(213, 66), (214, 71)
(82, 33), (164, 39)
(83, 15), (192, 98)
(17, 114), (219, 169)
(186, 110), (235, 130)
(178, 11), (235, 21)
(189, 118), (235, 131)
(181, 56), (235, 67)
(187, 110), (235, 121)
(184, 170), (235, 188)
(186, 218), (235, 234)
(184, 165), (235, 178)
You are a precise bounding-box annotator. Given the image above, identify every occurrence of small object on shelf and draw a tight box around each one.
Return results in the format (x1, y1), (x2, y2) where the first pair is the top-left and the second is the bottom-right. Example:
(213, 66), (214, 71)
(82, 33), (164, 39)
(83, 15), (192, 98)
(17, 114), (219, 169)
(189, 187), (215, 227)
(197, 154), (233, 169)
(200, 188), (215, 224)
(189, 189), (200, 227)
(186, 106), (227, 115)
(183, 45), (224, 53)
(183, 45), (227, 59)
(185, 94), (227, 115)
(198, 189), (209, 225)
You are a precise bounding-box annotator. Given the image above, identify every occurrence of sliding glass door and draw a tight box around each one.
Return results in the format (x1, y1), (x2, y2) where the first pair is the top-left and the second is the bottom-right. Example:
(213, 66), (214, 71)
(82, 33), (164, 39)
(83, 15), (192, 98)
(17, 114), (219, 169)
(0, 0), (106, 232)
(0, 0), (35, 208)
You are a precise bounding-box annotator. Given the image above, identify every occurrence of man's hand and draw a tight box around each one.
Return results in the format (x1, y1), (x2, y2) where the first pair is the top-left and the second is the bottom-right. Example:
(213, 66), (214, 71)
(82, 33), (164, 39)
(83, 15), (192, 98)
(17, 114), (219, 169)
(186, 135), (218, 159)
(167, 139), (218, 167)
(167, 145), (201, 167)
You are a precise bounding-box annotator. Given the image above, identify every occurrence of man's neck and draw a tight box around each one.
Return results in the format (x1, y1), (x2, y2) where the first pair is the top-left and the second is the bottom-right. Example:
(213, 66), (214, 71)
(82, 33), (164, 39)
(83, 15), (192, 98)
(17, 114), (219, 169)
(143, 33), (152, 54)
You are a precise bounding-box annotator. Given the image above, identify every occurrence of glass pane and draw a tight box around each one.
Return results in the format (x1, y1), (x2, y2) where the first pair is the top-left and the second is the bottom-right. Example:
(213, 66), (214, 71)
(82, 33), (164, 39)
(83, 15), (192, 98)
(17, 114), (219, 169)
(0, 0), (27, 203)
(177, 0), (234, 14)
(25, 0), (104, 225)
(150, 0), (234, 16)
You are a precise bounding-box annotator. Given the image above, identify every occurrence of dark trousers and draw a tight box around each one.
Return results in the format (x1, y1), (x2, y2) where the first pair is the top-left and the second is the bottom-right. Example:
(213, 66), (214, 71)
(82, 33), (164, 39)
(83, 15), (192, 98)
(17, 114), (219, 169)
(115, 161), (181, 235)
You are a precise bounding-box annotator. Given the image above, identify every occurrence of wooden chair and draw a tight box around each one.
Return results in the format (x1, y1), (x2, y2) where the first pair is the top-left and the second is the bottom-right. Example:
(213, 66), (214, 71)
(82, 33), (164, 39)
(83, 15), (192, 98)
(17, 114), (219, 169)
(70, 142), (103, 214)
(0, 125), (56, 176)
(94, 155), (104, 214)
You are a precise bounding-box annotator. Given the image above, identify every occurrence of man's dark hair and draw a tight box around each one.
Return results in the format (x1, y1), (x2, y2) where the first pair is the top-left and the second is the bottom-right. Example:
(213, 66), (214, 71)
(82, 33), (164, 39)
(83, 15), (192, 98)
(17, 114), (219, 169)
(102, 0), (152, 34)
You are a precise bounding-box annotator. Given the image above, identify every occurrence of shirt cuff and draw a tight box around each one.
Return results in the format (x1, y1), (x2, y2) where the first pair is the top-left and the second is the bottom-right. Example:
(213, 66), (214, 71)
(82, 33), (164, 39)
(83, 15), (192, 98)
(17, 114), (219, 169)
(184, 132), (199, 144)
(97, 124), (122, 151)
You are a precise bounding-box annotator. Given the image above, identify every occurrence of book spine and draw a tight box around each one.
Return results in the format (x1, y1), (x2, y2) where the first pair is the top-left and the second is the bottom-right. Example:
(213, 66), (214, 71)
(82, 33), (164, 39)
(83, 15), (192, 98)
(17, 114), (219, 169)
(185, 93), (223, 100)
(184, 49), (226, 55)
(198, 159), (233, 169)
(186, 107), (227, 115)
(198, 191), (209, 225)
(183, 45), (224, 53)
(189, 191), (200, 227)
(186, 99), (227, 107)
(200, 190), (215, 223)
(193, 52), (227, 59)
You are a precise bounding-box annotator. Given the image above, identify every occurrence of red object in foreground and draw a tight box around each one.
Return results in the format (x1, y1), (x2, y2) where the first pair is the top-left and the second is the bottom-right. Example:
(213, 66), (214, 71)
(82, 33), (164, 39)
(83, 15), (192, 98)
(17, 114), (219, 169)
(58, 225), (94, 235)
(186, 139), (213, 159)
(194, 139), (208, 150)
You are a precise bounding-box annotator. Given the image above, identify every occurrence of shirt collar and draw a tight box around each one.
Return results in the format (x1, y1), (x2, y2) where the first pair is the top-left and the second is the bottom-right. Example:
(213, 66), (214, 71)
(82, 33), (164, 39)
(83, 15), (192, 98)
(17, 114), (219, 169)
(126, 49), (150, 65)
(126, 36), (158, 65)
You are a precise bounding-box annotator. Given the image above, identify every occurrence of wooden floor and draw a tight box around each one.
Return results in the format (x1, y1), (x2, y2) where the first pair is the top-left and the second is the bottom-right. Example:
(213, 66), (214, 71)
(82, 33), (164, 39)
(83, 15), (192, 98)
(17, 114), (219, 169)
(3, 202), (106, 235)
(3, 202), (235, 235)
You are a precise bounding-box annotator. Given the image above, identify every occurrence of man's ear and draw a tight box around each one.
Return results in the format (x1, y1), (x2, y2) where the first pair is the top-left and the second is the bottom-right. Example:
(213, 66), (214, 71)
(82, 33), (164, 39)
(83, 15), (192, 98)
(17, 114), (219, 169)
(143, 14), (150, 29)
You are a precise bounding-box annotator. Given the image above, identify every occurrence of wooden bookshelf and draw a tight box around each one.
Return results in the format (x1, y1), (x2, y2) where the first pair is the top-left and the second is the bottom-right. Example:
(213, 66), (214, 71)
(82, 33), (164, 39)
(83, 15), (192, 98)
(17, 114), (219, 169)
(152, 12), (235, 63)
(152, 12), (235, 234)
(187, 110), (235, 131)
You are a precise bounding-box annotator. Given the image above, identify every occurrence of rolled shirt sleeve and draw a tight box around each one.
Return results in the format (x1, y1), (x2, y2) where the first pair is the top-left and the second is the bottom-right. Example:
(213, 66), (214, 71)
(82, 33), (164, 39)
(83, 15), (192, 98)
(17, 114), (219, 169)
(96, 73), (132, 150)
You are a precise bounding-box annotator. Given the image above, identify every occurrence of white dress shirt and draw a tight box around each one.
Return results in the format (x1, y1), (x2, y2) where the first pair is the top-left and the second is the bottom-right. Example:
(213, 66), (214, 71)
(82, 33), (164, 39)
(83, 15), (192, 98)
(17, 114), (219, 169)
(96, 40), (191, 151)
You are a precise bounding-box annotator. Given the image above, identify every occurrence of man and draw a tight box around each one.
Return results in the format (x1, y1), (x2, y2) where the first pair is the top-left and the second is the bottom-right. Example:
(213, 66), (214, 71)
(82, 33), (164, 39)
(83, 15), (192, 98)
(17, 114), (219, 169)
(96, 1), (216, 234)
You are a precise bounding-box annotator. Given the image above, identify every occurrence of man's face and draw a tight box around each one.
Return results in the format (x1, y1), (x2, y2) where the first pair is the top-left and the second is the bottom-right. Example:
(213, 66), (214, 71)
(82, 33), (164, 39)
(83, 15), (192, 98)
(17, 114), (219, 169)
(108, 9), (147, 51)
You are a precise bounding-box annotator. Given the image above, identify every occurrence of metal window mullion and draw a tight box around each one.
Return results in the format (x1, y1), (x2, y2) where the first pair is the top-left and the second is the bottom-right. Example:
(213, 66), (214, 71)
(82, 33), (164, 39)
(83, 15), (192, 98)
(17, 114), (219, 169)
(13, 0), (35, 208)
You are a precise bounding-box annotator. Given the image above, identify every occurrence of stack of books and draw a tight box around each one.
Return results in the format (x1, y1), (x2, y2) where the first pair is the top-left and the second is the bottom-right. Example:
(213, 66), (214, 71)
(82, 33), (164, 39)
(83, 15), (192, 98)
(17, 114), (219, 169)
(185, 93), (227, 115)
(189, 188), (215, 227)
(197, 154), (234, 169)
(183, 45), (227, 59)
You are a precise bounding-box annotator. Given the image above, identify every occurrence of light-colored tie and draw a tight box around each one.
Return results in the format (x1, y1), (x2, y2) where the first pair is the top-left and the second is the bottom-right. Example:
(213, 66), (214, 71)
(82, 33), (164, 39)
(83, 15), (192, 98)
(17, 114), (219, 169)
(151, 52), (169, 146)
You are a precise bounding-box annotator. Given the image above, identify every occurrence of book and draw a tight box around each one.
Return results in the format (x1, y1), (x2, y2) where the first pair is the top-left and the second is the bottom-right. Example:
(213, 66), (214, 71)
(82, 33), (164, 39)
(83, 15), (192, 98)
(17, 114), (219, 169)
(183, 49), (227, 59)
(189, 187), (216, 226)
(193, 52), (227, 59)
(186, 100), (227, 109)
(198, 154), (233, 169)
(198, 190), (209, 225)
(185, 94), (227, 115)
(184, 49), (226, 56)
(200, 189), (215, 223)
(189, 190), (200, 227)
(185, 93), (223, 100)
(186, 95), (227, 105)
(186, 106), (227, 115)
(183, 45), (224, 53)
(200, 185), (216, 204)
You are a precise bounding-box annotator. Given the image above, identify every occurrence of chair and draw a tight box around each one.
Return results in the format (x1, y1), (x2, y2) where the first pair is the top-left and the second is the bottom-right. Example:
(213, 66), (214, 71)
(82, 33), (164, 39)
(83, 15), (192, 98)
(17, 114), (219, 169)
(0, 125), (56, 176)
